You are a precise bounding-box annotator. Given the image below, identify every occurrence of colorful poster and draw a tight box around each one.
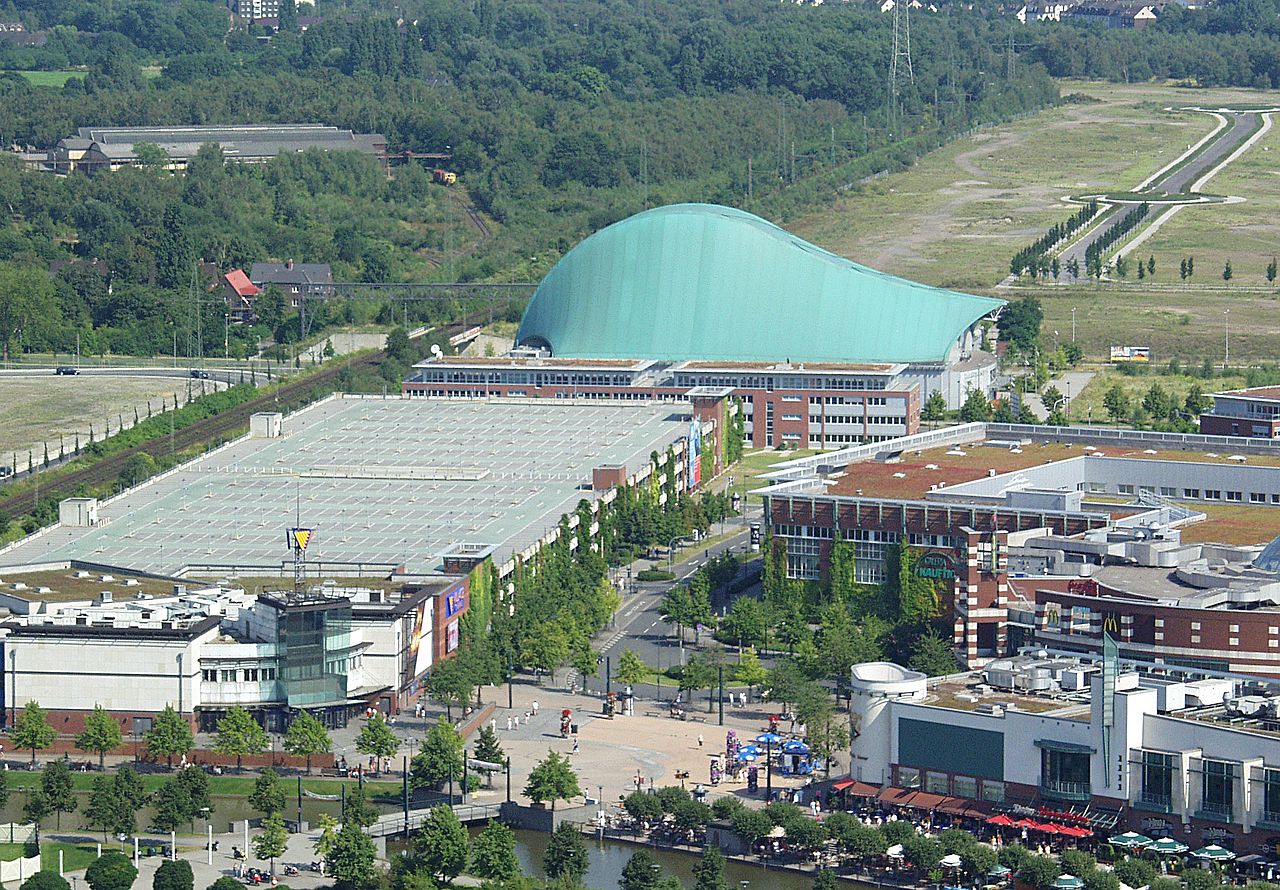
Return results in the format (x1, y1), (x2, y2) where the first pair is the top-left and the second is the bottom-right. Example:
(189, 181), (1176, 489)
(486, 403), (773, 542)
(446, 619), (460, 653)
(687, 419), (702, 490)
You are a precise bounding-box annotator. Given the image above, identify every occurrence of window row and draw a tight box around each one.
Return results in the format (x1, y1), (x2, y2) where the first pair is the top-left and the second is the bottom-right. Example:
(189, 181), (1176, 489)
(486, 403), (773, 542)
(202, 667), (277, 683)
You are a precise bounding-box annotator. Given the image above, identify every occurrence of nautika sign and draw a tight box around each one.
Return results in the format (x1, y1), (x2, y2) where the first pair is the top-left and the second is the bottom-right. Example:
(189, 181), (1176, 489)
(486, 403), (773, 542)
(915, 551), (956, 581)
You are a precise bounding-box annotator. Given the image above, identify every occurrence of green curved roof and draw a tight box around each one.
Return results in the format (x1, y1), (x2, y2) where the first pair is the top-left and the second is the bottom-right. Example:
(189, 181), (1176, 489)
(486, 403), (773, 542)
(516, 203), (1004, 365)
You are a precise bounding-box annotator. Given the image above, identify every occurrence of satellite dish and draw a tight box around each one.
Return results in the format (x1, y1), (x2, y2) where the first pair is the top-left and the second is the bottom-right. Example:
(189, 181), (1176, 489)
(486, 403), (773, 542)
(431, 344), (443, 359)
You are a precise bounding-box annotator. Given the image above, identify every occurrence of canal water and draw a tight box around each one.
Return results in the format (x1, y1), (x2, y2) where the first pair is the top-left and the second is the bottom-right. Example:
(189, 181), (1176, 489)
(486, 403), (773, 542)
(499, 828), (818, 890)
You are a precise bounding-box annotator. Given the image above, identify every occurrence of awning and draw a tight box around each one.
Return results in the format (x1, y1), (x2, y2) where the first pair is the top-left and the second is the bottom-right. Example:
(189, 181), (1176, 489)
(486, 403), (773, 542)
(878, 787), (919, 807)
(909, 792), (948, 811)
(841, 780), (881, 797)
(1035, 739), (1097, 754)
(937, 798), (972, 816)
(833, 780), (855, 792)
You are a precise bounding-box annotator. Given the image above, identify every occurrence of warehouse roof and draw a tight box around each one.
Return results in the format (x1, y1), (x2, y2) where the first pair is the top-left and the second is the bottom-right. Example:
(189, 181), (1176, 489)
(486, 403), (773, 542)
(515, 203), (1005, 365)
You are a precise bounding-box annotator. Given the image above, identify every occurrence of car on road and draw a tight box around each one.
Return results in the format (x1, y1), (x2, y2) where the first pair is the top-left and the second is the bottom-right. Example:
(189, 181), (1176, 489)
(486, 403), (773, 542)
(190, 369), (211, 379)
(54, 366), (79, 375)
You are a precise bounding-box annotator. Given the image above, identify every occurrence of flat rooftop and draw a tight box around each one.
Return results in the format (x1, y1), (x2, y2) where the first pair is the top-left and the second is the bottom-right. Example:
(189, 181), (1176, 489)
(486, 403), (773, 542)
(0, 397), (691, 576)
(0, 567), (179, 603)
(821, 440), (1280, 545)
(416, 356), (654, 369)
(922, 674), (1091, 719)
(1214, 387), (1280, 402)
(676, 360), (898, 373)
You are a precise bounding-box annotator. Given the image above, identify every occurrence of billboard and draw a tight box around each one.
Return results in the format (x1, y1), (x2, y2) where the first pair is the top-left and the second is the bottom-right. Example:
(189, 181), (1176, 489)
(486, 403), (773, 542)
(1110, 346), (1151, 363)
(687, 419), (702, 491)
(444, 582), (467, 619)
(408, 601), (432, 680)
(446, 619), (460, 653)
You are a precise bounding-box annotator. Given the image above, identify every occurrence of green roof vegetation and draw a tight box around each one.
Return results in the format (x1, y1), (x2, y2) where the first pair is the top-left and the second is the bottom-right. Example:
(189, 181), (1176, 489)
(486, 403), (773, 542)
(517, 204), (1004, 365)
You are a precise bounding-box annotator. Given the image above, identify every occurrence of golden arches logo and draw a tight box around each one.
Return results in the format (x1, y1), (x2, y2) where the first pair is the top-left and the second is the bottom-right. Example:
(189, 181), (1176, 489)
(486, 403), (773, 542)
(1103, 615), (1119, 634)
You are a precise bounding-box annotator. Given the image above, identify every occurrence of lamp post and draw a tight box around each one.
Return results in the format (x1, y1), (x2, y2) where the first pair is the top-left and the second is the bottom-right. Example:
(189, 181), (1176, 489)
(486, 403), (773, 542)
(1071, 307), (1076, 343)
(1225, 309), (1231, 369)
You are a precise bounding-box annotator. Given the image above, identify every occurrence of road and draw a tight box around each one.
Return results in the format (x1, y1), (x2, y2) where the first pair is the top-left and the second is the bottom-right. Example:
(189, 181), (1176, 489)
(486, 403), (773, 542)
(586, 506), (761, 680)
(1057, 111), (1261, 271)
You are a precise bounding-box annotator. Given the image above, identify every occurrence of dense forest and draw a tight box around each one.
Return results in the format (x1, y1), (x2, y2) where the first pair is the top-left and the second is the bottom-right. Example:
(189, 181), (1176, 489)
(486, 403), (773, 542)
(8, 0), (1280, 360)
(0, 0), (1062, 357)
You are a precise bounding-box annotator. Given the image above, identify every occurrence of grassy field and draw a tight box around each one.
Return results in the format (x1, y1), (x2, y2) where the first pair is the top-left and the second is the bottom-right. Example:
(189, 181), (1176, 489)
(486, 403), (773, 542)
(0, 377), (186, 460)
(5, 70), (84, 87)
(790, 81), (1235, 292)
(1065, 368), (1247, 423)
(1034, 285), (1280, 366)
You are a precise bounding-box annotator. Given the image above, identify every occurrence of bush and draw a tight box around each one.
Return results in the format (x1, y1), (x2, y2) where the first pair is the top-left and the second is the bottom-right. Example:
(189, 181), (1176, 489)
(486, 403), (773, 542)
(636, 569), (675, 582)
(85, 853), (138, 890)
(154, 860), (194, 890)
(711, 796), (743, 821)
(22, 875), (70, 890)
(207, 880), (243, 890)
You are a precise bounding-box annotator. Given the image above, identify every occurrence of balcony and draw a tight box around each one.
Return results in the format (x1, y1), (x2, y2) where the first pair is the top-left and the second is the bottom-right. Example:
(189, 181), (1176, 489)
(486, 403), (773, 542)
(1041, 779), (1092, 802)
(1135, 791), (1172, 814)
(1194, 800), (1234, 822)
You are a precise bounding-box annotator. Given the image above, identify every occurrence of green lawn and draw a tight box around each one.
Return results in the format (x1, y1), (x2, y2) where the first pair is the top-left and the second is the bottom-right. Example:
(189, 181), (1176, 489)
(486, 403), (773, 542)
(726, 448), (816, 504)
(3, 771), (398, 798)
(41, 842), (96, 873)
(0, 843), (28, 862)
(5, 70), (84, 87)
(1066, 367), (1247, 424)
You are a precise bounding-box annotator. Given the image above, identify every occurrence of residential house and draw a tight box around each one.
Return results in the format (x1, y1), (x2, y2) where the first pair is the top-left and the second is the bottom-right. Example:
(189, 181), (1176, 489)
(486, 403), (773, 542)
(1065, 1), (1160, 27)
(1015, 1), (1075, 21)
(249, 261), (334, 306)
(221, 269), (261, 324)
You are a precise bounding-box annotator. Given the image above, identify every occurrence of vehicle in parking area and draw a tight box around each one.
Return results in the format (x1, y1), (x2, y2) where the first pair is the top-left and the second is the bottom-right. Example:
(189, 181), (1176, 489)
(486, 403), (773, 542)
(0, 466), (11, 478)
(54, 366), (79, 375)
(190, 369), (211, 379)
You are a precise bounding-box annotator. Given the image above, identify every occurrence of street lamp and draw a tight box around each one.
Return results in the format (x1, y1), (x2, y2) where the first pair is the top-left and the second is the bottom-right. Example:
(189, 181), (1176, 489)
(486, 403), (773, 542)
(1071, 307), (1076, 343)
(1224, 309), (1231, 369)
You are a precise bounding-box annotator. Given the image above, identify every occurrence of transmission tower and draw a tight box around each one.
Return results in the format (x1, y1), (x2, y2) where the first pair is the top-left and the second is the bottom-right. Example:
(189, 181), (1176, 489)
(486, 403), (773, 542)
(889, 0), (915, 101)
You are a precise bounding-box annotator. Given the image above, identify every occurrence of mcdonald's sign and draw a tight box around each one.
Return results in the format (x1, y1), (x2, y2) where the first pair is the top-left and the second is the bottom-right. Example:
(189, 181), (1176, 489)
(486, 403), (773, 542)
(1102, 613), (1120, 634)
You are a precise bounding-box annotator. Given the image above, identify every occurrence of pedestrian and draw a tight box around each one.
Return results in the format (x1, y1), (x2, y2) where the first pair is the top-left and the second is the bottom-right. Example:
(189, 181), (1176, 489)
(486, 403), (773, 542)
(490, 717), (497, 734)
(506, 715), (513, 731)
(532, 700), (539, 716)
(697, 733), (704, 748)
(572, 738), (579, 755)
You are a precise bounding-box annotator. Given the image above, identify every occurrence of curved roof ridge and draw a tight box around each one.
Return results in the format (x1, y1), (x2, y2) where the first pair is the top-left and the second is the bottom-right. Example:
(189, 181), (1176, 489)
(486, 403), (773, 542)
(516, 203), (1004, 365)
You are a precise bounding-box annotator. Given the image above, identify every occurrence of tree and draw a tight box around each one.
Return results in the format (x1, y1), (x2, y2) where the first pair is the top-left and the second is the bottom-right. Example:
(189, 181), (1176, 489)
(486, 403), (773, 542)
(176, 766), (212, 830)
(693, 847), (728, 890)
(1268, 257), (1277, 284)
(621, 850), (662, 890)
(85, 776), (128, 839)
(471, 726), (504, 786)
(1142, 383), (1171, 418)
(909, 630), (958, 676)
(997, 297), (1043, 352)
(814, 870), (839, 890)
(118, 452), (158, 488)
(11, 701), (56, 766)
(252, 814), (288, 875)
(615, 649), (650, 686)
(411, 716), (464, 790)
(0, 265), (61, 363)
(1188, 256), (1195, 277)
(21, 875), (69, 890)
(921, 390), (947, 423)
(961, 844), (998, 878)
(153, 860), (194, 890)
(327, 821), (377, 890)
(85, 853), (137, 890)
(42, 760), (77, 829)
(415, 805), (468, 884)
(470, 820), (519, 882)
(544, 822), (588, 882)
(679, 654), (717, 710)
(524, 749), (581, 811)
(1224, 260), (1233, 281)
(355, 713), (399, 767)
(77, 705), (124, 770)
(425, 656), (474, 720)
(282, 711), (330, 775)
(343, 783), (378, 828)
(150, 778), (192, 833)
(958, 388), (993, 422)
(1115, 858), (1157, 888)
(623, 791), (664, 825)
(1103, 384), (1130, 423)
(1148, 255), (1156, 276)
(249, 768), (287, 816)
(23, 789), (51, 838)
(734, 647), (768, 696)
(146, 705), (194, 769)
(209, 879), (243, 890)
(1180, 258), (1188, 280)
(1020, 855), (1062, 890)
(213, 706), (268, 771)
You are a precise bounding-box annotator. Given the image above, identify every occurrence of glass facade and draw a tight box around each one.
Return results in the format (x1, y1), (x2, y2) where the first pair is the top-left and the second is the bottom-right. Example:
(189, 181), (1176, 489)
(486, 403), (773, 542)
(278, 600), (354, 708)
(1139, 751), (1174, 811)
(1201, 760), (1234, 818)
(1041, 748), (1091, 801)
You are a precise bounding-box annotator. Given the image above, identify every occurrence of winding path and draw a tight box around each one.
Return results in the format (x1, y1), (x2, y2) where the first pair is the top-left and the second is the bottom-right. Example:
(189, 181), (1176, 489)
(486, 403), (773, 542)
(1054, 109), (1265, 272)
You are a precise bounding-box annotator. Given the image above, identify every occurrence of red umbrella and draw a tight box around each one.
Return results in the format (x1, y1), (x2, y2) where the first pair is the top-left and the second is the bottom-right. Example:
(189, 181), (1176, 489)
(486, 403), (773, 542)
(1035, 822), (1063, 834)
(1061, 825), (1095, 838)
(988, 814), (1016, 827)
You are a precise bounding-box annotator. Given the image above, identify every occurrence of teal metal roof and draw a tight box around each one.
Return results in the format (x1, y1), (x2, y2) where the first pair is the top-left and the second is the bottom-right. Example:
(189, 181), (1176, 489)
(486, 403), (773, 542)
(516, 203), (1005, 365)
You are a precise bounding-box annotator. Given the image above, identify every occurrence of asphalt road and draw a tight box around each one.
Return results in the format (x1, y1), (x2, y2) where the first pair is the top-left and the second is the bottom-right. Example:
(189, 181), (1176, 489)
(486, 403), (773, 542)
(589, 506), (761, 675)
(0, 366), (254, 385)
(1057, 111), (1260, 271)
